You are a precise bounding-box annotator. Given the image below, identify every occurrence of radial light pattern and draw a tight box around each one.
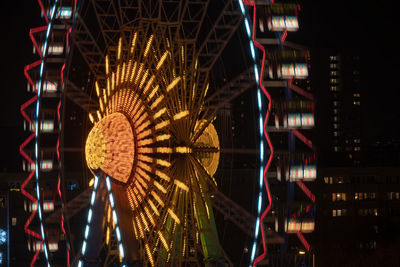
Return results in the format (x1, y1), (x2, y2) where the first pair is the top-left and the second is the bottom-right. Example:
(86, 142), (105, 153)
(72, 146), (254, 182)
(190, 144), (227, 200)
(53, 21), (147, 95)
(85, 28), (221, 265)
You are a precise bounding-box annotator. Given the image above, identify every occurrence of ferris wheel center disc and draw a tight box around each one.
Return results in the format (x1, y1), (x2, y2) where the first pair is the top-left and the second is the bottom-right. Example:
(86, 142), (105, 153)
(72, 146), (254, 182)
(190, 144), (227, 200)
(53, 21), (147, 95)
(85, 112), (135, 184)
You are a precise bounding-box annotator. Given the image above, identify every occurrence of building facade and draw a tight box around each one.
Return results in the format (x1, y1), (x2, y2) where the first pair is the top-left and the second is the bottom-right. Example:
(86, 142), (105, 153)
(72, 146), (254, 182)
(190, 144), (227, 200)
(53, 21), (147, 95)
(315, 167), (400, 266)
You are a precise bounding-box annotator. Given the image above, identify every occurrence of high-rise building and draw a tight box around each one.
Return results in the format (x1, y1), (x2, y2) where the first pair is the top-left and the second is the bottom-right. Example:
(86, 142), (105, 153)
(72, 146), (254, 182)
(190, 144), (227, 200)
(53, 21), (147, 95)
(314, 49), (362, 166)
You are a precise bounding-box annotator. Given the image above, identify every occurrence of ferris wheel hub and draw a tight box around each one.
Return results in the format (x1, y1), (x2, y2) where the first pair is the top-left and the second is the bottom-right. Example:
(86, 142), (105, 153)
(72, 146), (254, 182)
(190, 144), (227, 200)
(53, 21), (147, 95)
(85, 112), (135, 184)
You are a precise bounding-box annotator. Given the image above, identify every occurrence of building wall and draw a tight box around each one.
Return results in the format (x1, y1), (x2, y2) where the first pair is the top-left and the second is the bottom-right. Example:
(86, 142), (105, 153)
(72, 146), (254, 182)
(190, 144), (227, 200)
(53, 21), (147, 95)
(315, 167), (400, 266)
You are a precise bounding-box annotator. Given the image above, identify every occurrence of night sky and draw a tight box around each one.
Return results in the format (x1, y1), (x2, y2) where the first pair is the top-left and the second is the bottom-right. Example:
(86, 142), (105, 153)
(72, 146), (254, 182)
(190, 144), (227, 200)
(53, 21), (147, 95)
(1, 1), (399, 172)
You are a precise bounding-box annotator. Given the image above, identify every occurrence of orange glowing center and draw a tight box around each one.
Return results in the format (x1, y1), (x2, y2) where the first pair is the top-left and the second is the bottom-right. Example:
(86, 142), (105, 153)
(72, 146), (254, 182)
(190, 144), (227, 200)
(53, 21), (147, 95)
(85, 112), (135, 184)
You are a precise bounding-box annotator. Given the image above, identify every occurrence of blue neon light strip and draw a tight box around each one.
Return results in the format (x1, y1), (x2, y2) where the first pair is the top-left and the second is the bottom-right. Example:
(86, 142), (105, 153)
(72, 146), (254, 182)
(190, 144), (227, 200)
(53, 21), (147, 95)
(104, 176), (125, 261)
(78, 176), (99, 267)
(236, 1), (266, 265)
(34, 1), (60, 266)
(78, 176), (125, 266)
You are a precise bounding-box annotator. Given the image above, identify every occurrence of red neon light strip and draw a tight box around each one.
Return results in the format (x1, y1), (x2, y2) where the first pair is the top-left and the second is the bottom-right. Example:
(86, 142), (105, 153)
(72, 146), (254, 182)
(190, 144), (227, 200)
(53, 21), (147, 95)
(297, 231), (311, 251)
(288, 82), (314, 100)
(31, 241), (42, 267)
(240, 1), (274, 266)
(37, 0), (49, 24)
(21, 2), (49, 265)
(24, 60), (42, 91)
(296, 180), (315, 202)
(292, 129), (313, 149)
(281, 30), (287, 43)
(20, 96), (38, 128)
(29, 26), (48, 58)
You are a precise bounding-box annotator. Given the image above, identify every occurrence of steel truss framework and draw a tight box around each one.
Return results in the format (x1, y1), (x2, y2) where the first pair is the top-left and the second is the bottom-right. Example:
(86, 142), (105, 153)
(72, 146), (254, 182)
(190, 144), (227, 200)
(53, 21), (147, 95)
(19, 0), (280, 266)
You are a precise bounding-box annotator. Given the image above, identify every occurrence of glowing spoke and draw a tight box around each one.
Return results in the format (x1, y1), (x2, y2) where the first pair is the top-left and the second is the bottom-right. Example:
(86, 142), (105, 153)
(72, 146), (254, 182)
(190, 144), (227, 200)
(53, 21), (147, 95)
(156, 51), (169, 70)
(148, 199), (160, 216)
(156, 134), (171, 142)
(153, 107), (167, 120)
(156, 147), (173, 154)
(155, 120), (170, 130)
(173, 110), (189, 120)
(168, 208), (181, 224)
(130, 32), (138, 54)
(154, 181), (167, 194)
(150, 95), (164, 110)
(145, 243), (155, 267)
(174, 180), (189, 192)
(166, 76), (181, 92)
(158, 231), (169, 251)
(151, 191), (164, 207)
(143, 35), (154, 58)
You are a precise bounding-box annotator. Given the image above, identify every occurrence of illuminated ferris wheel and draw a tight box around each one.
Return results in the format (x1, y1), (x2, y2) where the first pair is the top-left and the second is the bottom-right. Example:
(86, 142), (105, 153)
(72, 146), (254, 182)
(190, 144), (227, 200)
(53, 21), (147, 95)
(20, 0), (315, 266)
(19, 0), (283, 266)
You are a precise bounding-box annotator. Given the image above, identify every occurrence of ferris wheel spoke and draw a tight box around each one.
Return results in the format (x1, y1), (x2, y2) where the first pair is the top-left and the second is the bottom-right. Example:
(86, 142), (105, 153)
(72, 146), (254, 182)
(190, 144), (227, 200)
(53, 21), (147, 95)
(203, 66), (255, 118)
(91, 0), (123, 49)
(64, 80), (99, 113)
(197, 0), (243, 71)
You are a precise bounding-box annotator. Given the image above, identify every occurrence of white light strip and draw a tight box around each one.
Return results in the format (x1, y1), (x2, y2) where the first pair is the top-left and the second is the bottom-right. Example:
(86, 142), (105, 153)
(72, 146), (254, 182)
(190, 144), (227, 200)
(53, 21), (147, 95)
(237, 0), (266, 265)
(34, 1), (60, 265)
(105, 176), (125, 262)
(79, 175), (100, 264)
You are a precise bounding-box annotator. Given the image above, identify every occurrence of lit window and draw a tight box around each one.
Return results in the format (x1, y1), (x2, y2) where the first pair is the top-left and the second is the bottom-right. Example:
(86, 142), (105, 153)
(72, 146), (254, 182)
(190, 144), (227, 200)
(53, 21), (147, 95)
(330, 71), (337, 76)
(330, 63), (337, 68)
(354, 147), (360, 151)
(334, 131), (338, 137)
(12, 217), (17, 226)
(330, 86), (338, 91)
(330, 78), (338, 83)
(333, 123), (338, 129)
(353, 101), (360, 106)
(353, 93), (360, 97)
(332, 209), (337, 217)
(334, 146), (339, 152)
(324, 177), (329, 184)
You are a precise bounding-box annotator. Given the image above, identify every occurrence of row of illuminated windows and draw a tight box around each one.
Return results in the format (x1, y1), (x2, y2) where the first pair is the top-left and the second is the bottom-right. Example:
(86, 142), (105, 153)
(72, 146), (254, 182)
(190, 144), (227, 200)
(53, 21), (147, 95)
(332, 208), (347, 217)
(332, 192), (385, 201)
(324, 176), (400, 184)
(387, 192), (400, 200)
(332, 208), (379, 217)
(355, 192), (376, 200)
(358, 208), (378, 216)
(332, 193), (346, 201)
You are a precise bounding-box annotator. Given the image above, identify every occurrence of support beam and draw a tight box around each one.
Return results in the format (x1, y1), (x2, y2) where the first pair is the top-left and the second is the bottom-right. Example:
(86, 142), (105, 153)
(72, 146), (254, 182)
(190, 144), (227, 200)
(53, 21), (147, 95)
(197, 0), (243, 70)
(45, 188), (92, 224)
(204, 66), (255, 114)
(71, 15), (105, 80)
(91, 0), (122, 48)
(65, 80), (99, 113)
(210, 190), (283, 243)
